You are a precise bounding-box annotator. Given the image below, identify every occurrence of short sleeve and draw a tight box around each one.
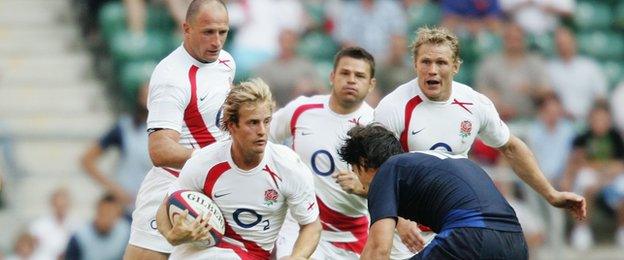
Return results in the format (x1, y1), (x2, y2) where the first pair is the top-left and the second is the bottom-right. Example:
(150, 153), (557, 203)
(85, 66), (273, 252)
(283, 155), (319, 225)
(374, 96), (403, 138)
(269, 101), (296, 144)
(146, 71), (188, 133)
(476, 93), (510, 148)
(368, 162), (399, 225)
(99, 122), (123, 149)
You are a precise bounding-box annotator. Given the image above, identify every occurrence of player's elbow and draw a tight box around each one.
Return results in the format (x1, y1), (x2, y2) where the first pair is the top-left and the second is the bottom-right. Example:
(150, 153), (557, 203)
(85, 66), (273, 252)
(362, 244), (391, 260)
(149, 148), (168, 167)
(150, 154), (166, 167)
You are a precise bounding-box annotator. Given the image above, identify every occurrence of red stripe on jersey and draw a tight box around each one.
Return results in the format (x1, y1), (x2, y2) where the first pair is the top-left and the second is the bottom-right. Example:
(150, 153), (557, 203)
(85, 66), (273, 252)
(184, 65), (216, 148)
(400, 95), (423, 152)
(262, 165), (282, 188)
(290, 103), (323, 150)
(451, 98), (473, 114)
(162, 167), (180, 177)
(317, 197), (368, 254)
(216, 240), (259, 260)
(203, 162), (231, 199)
(216, 221), (271, 259)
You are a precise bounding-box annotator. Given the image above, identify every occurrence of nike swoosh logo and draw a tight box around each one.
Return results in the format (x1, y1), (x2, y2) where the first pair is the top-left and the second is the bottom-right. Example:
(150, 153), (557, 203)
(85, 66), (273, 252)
(199, 94), (208, 101)
(301, 132), (312, 136)
(411, 128), (425, 135)
(213, 192), (231, 198)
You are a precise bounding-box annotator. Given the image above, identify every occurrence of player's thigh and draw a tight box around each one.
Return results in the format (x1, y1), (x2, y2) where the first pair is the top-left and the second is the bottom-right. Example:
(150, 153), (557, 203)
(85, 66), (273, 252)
(124, 244), (168, 260)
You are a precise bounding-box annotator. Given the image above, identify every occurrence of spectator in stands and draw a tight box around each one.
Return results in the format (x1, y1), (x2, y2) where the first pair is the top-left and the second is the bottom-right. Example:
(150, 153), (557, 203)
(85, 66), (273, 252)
(228, 0), (306, 79)
(28, 188), (77, 260)
(525, 93), (574, 253)
(376, 34), (412, 96)
(499, 0), (575, 36)
(547, 26), (608, 123)
(333, 0), (407, 61)
(123, 0), (193, 34)
(562, 102), (624, 250)
(80, 84), (151, 214)
(65, 193), (130, 260)
(440, 0), (503, 36)
(253, 29), (324, 108)
(6, 229), (42, 260)
(475, 22), (550, 121)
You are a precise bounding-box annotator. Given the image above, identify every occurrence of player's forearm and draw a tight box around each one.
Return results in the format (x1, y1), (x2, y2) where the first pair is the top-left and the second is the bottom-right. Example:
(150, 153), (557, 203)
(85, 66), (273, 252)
(149, 131), (193, 169)
(499, 135), (557, 202)
(361, 219), (396, 260)
(290, 219), (322, 259)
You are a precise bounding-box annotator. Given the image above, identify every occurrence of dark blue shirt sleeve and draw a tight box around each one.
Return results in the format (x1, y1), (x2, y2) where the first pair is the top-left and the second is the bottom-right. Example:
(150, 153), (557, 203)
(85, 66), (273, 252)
(367, 162), (400, 225)
(65, 235), (81, 260)
(99, 122), (123, 149)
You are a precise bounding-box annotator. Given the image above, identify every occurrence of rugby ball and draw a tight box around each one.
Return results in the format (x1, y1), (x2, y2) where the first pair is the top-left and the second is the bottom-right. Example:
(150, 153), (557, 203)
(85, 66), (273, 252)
(167, 190), (225, 248)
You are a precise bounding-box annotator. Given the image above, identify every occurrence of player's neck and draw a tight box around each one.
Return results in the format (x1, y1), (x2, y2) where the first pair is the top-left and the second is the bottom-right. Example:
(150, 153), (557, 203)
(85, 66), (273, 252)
(230, 145), (263, 171)
(329, 95), (361, 115)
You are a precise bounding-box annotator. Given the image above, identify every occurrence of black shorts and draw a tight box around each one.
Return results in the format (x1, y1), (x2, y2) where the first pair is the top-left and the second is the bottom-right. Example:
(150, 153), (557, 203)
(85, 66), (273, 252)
(411, 228), (528, 260)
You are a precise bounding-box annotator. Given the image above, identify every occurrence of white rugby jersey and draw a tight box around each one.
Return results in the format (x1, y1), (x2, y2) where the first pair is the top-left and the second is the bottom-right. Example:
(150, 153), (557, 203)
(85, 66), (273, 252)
(375, 79), (510, 157)
(270, 95), (373, 253)
(147, 45), (235, 150)
(169, 140), (319, 259)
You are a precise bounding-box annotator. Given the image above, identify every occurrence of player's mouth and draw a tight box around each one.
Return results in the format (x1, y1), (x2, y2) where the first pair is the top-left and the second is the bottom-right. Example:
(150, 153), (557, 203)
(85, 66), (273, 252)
(426, 80), (441, 88)
(342, 86), (358, 95)
(254, 139), (266, 146)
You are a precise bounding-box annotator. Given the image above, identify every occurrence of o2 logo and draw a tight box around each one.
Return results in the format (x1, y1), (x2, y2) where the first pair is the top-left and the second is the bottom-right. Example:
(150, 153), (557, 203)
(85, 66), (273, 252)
(429, 142), (452, 153)
(233, 208), (270, 230)
(310, 150), (335, 176)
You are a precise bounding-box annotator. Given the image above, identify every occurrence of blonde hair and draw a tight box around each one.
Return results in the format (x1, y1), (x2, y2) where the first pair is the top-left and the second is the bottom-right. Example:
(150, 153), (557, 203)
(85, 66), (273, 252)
(220, 78), (275, 132)
(411, 26), (462, 65)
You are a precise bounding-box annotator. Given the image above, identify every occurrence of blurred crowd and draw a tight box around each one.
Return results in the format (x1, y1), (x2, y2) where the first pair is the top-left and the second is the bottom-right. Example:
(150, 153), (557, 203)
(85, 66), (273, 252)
(1, 0), (624, 259)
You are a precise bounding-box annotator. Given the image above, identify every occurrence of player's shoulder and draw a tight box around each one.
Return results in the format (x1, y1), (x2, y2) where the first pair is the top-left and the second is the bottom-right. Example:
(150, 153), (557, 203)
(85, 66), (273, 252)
(187, 141), (230, 168)
(291, 95), (328, 107)
(218, 49), (234, 61)
(151, 47), (189, 85)
(267, 142), (308, 173)
(281, 95), (328, 111)
(377, 79), (418, 109)
(453, 81), (494, 107)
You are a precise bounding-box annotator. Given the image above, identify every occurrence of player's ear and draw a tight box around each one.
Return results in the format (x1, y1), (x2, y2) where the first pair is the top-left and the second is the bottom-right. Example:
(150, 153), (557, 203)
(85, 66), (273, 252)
(183, 21), (191, 36)
(369, 77), (376, 93)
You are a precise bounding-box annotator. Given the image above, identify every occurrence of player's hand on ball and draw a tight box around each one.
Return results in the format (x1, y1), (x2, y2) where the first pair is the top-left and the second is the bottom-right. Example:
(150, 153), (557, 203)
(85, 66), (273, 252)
(397, 217), (426, 253)
(548, 191), (587, 221)
(332, 170), (367, 196)
(167, 210), (213, 245)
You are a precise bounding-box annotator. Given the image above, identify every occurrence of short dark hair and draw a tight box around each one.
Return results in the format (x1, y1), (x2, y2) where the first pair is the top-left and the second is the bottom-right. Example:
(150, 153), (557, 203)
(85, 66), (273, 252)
(338, 123), (403, 169)
(186, 0), (227, 23)
(333, 46), (376, 78)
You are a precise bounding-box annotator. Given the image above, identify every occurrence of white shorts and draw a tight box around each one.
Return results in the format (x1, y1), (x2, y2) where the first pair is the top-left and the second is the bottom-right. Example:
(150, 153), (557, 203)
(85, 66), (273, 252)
(276, 213), (361, 259)
(128, 167), (177, 253)
(275, 213), (427, 260)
